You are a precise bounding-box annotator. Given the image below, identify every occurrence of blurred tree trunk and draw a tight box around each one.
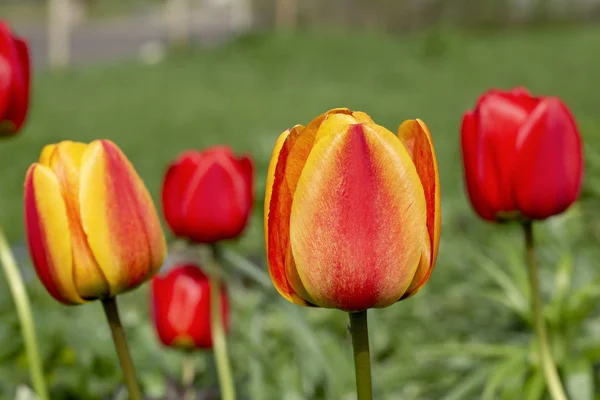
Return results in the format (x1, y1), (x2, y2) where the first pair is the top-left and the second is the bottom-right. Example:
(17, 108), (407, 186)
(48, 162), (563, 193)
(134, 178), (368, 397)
(48, 0), (72, 69)
(230, 0), (253, 32)
(275, 0), (298, 30)
(165, 0), (191, 47)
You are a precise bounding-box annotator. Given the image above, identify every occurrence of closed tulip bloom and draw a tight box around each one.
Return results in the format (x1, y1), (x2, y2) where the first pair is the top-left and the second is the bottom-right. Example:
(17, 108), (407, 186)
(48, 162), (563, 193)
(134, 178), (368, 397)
(0, 21), (30, 136)
(461, 87), (583, 221)
(162, 146), (254, 243)
(24, 140), (167, 305)
(265, 108), (441, 312)
(151, 264), (229, 349)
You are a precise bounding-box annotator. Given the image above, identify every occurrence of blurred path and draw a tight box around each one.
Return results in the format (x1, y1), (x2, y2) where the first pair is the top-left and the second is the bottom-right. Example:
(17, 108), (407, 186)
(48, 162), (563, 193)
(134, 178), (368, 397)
(12, 5), (249, 70)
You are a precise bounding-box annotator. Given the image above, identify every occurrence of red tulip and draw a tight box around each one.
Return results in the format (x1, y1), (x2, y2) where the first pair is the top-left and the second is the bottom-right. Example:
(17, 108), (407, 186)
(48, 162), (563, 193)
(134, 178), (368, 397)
(162, 146), (254, 243)
(151, 264), (229, 349)
(0, 21), (30, 136)
(461, 87), (583, 221)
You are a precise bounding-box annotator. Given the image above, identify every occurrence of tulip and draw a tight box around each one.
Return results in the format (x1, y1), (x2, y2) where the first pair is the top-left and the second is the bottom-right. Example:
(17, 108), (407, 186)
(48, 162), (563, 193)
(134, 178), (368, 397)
(461, 87), (583, 222)
(264, 108), (441, 312)
(24, 140), (167, 305)
(162, 146), (254, 243)
(0, 21), (30, 136)
(151, 264), (230, 349)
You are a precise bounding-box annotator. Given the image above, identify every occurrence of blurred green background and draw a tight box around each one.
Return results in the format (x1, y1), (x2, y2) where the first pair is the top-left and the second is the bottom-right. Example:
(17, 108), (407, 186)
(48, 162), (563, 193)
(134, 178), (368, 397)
(2, 0), (600, 399)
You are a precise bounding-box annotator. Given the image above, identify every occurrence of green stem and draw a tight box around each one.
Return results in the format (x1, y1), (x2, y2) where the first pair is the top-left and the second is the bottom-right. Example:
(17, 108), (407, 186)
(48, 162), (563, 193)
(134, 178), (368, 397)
(523, 221), (568, 400)
(0, 227), (49, 400)
(182, 354), (196, 400)
(349, 310), (373, 400)
(210, 244), (236, 400)
(101, 297), (142, 400)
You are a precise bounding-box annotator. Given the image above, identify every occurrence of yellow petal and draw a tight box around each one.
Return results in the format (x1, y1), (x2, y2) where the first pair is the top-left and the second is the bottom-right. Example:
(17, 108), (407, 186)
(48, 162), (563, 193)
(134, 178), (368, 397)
(314, 113), (359, 143)
(264, 129), (290, 250)
(398, 119), (441, 298)
(38, 144), (57, 166)
(79, 140), (166, 296)
(24, 164), (83, 304)
(49, 141), (109, 299)
(265, 126), (312, 306)
(351, 111), (374, 123)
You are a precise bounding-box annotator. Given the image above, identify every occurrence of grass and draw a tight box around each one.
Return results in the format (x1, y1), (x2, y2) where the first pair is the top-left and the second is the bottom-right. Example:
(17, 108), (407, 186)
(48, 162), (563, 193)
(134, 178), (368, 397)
(1, 26), (600, 399)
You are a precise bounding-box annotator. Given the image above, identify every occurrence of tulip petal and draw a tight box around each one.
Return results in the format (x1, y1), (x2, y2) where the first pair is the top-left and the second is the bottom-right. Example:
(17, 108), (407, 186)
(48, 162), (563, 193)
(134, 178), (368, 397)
(514, 98), (583, 219)
(80, 140), (166, 296)
(265, 127), (312, 306)
(314, 113), (360, 143)
(8, 36), (29, 131)
(0, 56), (10, 122)
(476, 92), (540, 215)
(180, 154), (251, 242)
(238, 155), (254, 216)
(48, 142), (110, 299)
(0, 24), (14, 130)
(290, 123), (427, 311)
(162, 151), (201, 236)
(351, 111), (374, 123)
(461, 111), (497, 221)
(0, 24), (29, 134)
(397, 119), (441, 297)
(24, 164), (83, 304)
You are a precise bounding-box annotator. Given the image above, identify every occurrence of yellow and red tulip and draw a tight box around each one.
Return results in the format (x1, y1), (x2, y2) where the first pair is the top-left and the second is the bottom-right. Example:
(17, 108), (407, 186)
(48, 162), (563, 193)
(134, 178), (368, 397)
(24, 140), (167, 305)
(265, 108), (441, 312)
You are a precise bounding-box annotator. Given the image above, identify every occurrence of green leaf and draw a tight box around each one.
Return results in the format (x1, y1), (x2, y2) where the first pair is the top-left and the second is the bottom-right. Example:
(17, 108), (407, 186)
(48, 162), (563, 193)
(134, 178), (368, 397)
(546, 253), (574, 325)
(500, 242), (530, 299)
(523, 370), (545, 400)
(440, 367), (490, 400)
(482, 290), (530, 321)
(421, 343), (525, 359)
(565, 278), (600, 323)
(475, 255), (529, 322)
(564, 358), (594, 400)
(222, 249), (273, 289)
(481, 355), (526, 400)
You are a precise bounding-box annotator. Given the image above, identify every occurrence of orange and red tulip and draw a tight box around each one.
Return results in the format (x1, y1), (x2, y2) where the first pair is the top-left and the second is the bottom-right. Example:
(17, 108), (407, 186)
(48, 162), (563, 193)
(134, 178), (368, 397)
(24, 140), (167, 305)
(0, 21), (29, 136)
(151, 264), (230, 349)
(461, 87), (583, 221)
(264, 108), (441, 312)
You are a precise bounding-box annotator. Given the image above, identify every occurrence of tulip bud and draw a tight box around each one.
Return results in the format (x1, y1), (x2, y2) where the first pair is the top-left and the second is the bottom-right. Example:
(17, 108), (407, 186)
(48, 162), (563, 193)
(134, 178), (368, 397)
(162, 146), (254, 243)
(151, 264), (230, 349)
(265, 108), (441, 312)
(461, 87), (583, 221)
(24, 140), (167, 304)
(0, 21), (30, 136)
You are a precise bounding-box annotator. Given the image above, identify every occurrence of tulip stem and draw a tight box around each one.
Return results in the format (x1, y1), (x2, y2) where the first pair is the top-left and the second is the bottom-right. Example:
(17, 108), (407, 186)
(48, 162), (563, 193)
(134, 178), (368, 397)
(101, 297), (142, 400)
(182, 354), (196, 400)
(523, 221), (568, 400)
(210, 244), (236, 400)
(349, 310), (373, 400)
(0, 228), (49, 400)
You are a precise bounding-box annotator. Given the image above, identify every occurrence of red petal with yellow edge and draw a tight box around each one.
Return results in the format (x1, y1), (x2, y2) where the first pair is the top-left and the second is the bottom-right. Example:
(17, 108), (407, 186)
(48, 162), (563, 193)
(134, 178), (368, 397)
(24, 164), (83, 304)
(48, 142), (109, 299)
(351, 111), (374, 123)
(290, 123), (428, 311)
(314, 113), (361, 143)
(79, 140), (166, 296)
(397, 119), (441, 298)
(265, 126), (312, 305)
